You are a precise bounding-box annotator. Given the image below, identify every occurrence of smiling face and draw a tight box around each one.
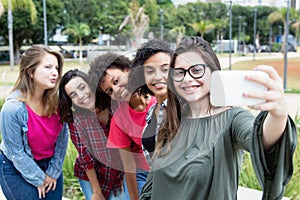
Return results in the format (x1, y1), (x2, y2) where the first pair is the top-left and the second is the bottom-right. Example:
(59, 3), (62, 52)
(32, 53), (59, 91)
(173, 51), (212, 104)
(143, 52), (171, 102)
(64, 76), (96, 111)
(99, 68), (130, 101)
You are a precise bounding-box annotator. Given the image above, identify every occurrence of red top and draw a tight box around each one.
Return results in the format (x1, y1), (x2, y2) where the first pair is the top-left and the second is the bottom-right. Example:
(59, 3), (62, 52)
(107, 96), (156, 171)
(27, 105), (62, 160)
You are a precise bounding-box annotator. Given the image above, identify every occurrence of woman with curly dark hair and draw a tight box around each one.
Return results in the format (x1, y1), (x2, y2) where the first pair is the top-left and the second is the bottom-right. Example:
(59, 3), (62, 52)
(88, 52), (156, 200)
(129, 39), (172, 165)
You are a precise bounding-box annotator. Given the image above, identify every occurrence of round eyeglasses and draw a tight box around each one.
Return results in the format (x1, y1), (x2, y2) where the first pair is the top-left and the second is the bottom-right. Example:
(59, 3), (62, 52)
(171, 64), (206, 82)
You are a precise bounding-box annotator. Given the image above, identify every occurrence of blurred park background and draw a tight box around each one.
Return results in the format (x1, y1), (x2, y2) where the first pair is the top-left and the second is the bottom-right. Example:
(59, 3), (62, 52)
(0, 0), (300, 199)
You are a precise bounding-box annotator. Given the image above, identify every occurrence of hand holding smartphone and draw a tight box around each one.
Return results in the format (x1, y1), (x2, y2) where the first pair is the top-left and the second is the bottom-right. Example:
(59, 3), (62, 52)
(210, 70), (268, 106)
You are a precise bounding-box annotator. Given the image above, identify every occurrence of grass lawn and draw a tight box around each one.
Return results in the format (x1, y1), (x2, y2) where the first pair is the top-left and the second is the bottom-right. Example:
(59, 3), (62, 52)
(231, 57), (300, 93)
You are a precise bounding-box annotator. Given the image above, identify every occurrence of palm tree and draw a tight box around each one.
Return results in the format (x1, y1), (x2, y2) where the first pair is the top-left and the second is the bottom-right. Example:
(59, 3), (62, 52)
(268, 8), (297, 52)
(118, 0), (149, 48)
(0, 0), (37, 65)
(0, 0), (36, 21)
(63, 23), (91, 64)
(189, 20), (215, 39)
(291, 16), (300, 46)
(169, 25), (186, 45)
(213, 18), (228, 53)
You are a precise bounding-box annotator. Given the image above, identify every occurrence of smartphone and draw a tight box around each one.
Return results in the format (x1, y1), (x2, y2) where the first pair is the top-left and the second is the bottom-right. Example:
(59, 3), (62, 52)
(210, 70), (268, 106)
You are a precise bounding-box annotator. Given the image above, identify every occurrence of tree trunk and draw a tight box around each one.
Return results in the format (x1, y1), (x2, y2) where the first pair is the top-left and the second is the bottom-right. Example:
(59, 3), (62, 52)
(79, 38), (83, 65)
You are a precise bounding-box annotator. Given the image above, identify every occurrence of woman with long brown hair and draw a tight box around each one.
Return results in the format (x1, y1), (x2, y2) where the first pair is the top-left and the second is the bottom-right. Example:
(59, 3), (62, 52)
(0, 45), (69, 199)
(143, 36), (297, 200)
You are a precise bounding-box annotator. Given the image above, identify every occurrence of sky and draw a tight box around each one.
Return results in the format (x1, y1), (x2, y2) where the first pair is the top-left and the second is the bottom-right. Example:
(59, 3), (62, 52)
(171, 0), (199, 7)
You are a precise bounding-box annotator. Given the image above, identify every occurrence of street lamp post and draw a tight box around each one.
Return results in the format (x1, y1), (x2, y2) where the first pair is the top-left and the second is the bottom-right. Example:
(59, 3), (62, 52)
(229, 0), (232, 70)
(159, 9), (164, 41)
(242, 22), (247, 54)
(43, 0), (48, 45)
(253, 8), (257, 61)
(8, 0), (14, 71)
(283, 0), (290, 91)
(238, 16), (242, 55)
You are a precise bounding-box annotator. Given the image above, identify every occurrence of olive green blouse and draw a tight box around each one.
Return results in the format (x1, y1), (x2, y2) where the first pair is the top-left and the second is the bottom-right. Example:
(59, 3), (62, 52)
(147, 107), (297, 200)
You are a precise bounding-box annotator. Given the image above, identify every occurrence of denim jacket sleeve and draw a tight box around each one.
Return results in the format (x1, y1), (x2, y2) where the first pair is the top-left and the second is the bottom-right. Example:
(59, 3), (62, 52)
(0, 96), (45, 187)
(45, 122), (69, 179)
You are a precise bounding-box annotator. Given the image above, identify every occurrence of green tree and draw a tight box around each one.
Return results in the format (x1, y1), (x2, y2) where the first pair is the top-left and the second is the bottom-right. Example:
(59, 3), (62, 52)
(0, 0), (37, 63)
(189, 21), (215, 38)
(268, 7), (297, 52)
(213, 18), (227, 42)
(63, 23), (90, 64)
(212, 17), (228, 53)
(61, 0), (130, 44)
(62, 0), (102, 42)
(143, 0), (158, 27)
(291, 12), (300, 45)
(292, 21), (300, 43)
(0, 1), (4, 16)
(31, 0), (65, 44)
(169, 25), (185, 44)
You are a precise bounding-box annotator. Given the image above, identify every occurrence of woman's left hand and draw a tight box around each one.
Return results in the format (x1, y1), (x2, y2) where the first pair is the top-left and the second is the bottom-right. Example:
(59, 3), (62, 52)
(44, 174), (57, 193)
(244, 65), (288, 118)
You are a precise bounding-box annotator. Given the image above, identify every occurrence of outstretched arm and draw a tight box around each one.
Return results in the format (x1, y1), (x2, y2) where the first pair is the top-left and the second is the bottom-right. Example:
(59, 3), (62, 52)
(244, 65), (288, 151)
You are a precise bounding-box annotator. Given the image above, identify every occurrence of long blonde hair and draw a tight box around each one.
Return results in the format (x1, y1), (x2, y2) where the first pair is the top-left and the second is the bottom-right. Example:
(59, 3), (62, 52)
(13, 45), (64, 116)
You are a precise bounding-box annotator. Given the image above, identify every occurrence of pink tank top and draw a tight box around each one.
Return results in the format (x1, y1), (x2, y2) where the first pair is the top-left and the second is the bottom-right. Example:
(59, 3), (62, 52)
(27, 105), (62, 160)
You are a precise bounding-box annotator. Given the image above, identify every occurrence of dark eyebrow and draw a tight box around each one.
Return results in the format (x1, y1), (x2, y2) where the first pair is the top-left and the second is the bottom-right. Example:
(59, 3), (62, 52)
(144, 63), (169, 68)
(67, 91), (75, 97)
(110, 75), (117, 84)
(101, 73), (114, 85)
(161, 63), (169, 67)
(144, 65), (154, 69)
(77, 82), (85, 88)
(101, 72), (111, 83)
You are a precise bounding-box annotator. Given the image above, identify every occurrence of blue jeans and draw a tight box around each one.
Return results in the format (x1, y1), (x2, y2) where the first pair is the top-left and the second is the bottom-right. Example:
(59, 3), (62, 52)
(123, 170), (148, 199)
(78, 179), (127, 200)
(0, 153), (63, 200)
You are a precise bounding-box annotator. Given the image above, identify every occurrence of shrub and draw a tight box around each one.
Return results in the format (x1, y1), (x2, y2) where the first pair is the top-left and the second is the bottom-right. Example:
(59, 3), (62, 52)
(239, 114), (300, 200)
(0, 99), (4, 112)
(272, 43), (281, 52)
(63, 140), (84, 200)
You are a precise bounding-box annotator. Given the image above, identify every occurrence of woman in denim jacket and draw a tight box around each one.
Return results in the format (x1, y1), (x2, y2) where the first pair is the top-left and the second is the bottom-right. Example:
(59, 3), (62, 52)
(0, 45), (69, 200)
